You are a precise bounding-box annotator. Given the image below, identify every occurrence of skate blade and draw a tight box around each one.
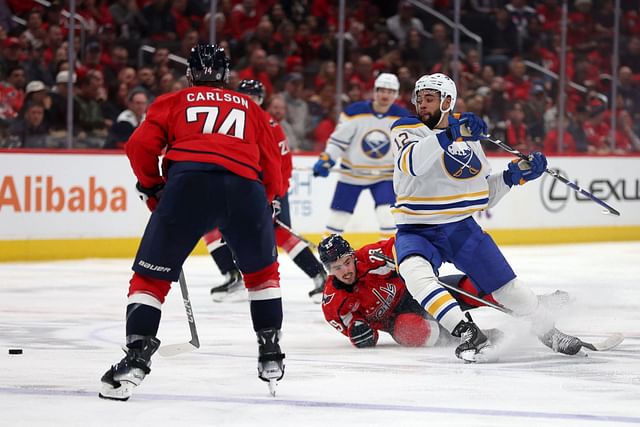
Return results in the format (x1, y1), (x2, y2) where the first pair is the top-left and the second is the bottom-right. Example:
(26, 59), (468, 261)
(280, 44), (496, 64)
(459, 345), (500, 363)
(98, 382), (134, 401)
(268, 379), (278, 397)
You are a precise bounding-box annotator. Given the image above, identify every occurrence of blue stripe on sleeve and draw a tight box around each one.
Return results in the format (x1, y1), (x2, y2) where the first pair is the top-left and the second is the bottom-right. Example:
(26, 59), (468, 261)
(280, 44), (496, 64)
(396, 198), (490, 211)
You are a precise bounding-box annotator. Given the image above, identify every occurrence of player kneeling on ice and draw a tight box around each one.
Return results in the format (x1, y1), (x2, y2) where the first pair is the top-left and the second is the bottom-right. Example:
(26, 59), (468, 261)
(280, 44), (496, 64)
(390, 72), (585, 362)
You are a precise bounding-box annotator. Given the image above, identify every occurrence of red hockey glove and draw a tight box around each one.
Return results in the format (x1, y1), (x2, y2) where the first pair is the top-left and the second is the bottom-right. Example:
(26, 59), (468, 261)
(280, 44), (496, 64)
(136, 182), (165, 211)
(348, 320), (379, 348)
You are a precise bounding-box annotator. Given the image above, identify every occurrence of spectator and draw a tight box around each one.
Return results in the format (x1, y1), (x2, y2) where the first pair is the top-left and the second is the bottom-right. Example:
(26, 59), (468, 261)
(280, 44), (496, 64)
(0, 37), (24, 79)
(567, 104), (590, 152)
(21, 80), (51, 119)
(505, 57), (532, 101)
(230, 0), (263, 41)
(104, 89), (148, 149)
(23, 9), (46, 50)
(349, 54), (375, 97)
(484, 8), (519, 74)
(74, 69), (109, 147)
(109, 0), (144, 39)
(7, 102), (50, 148)
(505, 0), (537, 52)
(386, 1), (424, 45)
(281, 72), (311, 151)
(543, 116), (577, 154)
(141, 0), (176, 42)
(523, 83), (547, 143)
(569, 0), (596, 53)
(238, 48), (273, 97)
(133, 66), (156, 102)
(0, 65), (26, 121)
(48, 70), (75, 132)
(621, 36), (640, 74)
(266, 93), (296, 152)
(504, 101), (534, 152)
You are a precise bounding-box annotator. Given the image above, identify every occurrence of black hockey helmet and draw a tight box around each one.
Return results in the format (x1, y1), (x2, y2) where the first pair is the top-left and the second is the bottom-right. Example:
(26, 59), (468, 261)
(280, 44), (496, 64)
(187, 43), (230, 85)
(318, 234), (355, 266)
(237, 79), (266, 105)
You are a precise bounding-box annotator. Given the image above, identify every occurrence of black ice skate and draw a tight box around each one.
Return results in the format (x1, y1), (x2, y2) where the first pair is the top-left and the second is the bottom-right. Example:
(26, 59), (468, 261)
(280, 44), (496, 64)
(210, 269), (245, 302)
(256, 328), (285, 397)
(99, 336), (160, 401)
(452, 314), (493, 363)
(539, 327), (583, 355)
(308, 270), (327, 303)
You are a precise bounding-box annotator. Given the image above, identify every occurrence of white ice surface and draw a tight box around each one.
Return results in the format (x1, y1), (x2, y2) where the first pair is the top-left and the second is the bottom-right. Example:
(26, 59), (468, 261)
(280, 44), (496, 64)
(1, 242), (640, 427)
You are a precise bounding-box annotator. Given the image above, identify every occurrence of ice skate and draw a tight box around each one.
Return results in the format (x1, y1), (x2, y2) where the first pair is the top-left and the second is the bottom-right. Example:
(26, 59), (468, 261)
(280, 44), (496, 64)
(99, 336), (160, 401)
(308, 270), (327, 303)
(256, 328), (285, 396)
(210, 269), (245, 302)
(539, 327), (583, 355)
(452, 315), (494, 363)
(537, 290), (571, 312)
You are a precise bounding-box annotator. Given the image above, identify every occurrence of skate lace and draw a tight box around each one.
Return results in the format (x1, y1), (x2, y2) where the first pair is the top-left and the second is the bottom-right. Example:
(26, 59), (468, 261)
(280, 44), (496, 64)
(553, 332), (579, 351)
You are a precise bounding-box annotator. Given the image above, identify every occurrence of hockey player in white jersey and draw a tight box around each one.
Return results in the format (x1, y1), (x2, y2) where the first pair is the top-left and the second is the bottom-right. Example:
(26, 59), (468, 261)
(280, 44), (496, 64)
(390, 73), (583, 362)
(313, 73), (411, 236)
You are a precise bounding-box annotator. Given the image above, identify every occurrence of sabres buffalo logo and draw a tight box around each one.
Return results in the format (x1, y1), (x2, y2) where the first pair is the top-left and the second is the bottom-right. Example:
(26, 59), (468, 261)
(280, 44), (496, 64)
(442, 142), (482, 179)
(361, 129), (391, 159)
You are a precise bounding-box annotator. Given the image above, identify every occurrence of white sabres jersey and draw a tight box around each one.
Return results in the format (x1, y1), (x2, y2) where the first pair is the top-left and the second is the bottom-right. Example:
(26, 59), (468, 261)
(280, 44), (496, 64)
(390, 116), (511, 225)
(324, 101), (410, 185)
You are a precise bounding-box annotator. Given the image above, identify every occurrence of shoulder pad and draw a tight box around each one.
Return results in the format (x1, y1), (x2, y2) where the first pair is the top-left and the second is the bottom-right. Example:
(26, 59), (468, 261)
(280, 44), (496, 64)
(391, 116), (423, 132)
(386, 104), (412, 118)
(342, 101), (372, 117)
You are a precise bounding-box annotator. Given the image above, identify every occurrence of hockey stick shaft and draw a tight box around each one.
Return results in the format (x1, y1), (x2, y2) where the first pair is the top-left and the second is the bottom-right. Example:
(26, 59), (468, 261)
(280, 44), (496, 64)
(178, 270), (199, 348)
(158, 269), (200, 357)
(481, 135), (620, 216)
(274, 218), (318, 250)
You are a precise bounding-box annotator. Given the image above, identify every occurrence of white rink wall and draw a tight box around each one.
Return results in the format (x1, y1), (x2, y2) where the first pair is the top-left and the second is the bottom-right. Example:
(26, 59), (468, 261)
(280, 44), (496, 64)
(1, 151), (639, 260)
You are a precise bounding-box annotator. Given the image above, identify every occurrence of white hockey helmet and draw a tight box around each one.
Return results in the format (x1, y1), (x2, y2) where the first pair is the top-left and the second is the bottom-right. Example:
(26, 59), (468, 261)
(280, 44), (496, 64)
(374, 73), (400, 91)
(412, 73), (457, 113)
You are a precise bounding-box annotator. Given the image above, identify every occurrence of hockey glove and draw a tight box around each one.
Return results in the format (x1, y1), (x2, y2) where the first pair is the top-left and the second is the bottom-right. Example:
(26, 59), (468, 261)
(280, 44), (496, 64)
(312, 153), (335, 177)
(503, 151), (548, 186)
(271, 197), (282, 219)
(457, 112), (487, 141)
(348, 320), (379, 348)
(136, 182), (165, 211)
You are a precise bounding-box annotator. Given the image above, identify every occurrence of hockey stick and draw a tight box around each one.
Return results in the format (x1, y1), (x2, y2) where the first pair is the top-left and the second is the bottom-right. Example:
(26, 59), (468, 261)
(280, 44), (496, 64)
(371, 252), (624, 352)
(158, 270), (200, 357)
(274, 219), (318, 250)
(481, 135), (621, 216)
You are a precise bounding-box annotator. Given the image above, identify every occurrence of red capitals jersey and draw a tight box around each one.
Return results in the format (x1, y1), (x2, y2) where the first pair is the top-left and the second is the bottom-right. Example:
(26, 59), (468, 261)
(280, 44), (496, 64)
(126, 86), (282, 201)
(322, 237), (407, 335)
(265, 111), (293, 194)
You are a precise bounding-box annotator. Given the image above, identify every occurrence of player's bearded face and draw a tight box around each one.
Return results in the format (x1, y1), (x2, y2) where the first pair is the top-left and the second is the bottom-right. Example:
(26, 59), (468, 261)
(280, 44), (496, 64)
(415, 90), (443, 129)
(328, 255), (357, 285)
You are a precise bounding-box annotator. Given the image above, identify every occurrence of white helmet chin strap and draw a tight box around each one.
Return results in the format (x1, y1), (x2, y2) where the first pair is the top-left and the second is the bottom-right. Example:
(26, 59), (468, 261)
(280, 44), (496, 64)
(435, 93), (451, 128)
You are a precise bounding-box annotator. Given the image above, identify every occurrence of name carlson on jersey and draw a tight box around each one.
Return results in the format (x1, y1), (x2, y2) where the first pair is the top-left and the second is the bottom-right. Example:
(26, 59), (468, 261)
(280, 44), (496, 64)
(186, 91), (249, 108)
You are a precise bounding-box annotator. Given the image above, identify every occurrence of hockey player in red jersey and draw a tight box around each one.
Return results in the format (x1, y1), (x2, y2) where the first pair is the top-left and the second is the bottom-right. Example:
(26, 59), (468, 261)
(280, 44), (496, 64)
(319, 234), (570, 349)
(205, 80), (327, 303)
(319, 235), (441, 348)
(99, 44), (285, 401)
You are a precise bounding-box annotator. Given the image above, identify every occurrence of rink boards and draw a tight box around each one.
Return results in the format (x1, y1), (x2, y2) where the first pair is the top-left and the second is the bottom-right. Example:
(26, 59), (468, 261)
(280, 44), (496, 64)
(1, 151), (639, 261)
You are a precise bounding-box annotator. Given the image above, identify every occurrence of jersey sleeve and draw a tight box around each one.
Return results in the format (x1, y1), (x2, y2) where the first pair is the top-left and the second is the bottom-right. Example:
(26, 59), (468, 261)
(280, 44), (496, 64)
(322, 282), (361, 337)
(271, 118), (292, 194)
(324, 112), (356, 160)
(391, 118), (443, 177)
(355, 237), (397, 276)
(125, 94), (172, 188)
(255, 106), (283, 201)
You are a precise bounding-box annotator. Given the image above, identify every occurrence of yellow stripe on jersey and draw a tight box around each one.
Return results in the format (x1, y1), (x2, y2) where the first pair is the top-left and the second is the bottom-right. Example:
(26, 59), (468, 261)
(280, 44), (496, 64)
(396, 190), (490, 203)
(391, 123), (425, 131)
(400, 143), (416, 175)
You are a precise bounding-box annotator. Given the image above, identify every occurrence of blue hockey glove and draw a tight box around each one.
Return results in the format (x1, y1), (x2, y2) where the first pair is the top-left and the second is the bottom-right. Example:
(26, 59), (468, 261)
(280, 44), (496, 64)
(436, 115), (464, 149)
(348, 320), (379, 348)
(136, 182), (164, 211)
(457, 112), (488, 140)
(503, 152), (548, 186)
(312, 152), (335, 177)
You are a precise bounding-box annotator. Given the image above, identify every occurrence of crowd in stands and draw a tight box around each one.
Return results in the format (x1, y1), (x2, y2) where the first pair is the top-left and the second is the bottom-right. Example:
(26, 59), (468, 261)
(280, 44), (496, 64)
(0, 0), (639, 154)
